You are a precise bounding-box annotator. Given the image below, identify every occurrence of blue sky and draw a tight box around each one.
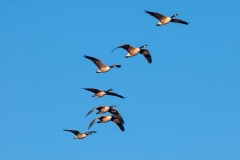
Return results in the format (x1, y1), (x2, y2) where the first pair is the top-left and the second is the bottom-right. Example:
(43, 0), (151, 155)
(0, 1), (240, 160)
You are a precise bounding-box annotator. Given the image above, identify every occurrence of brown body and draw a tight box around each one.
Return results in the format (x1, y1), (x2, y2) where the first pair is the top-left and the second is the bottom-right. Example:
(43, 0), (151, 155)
(101, 116), (112, 122)
(76, 133), (87, 139)
(95, 91), (106, 97)
(100, 106), (110, 113)
(160, 17), (172, 25)
(99, 66), (111, 73)
(127, 47), (141, 57)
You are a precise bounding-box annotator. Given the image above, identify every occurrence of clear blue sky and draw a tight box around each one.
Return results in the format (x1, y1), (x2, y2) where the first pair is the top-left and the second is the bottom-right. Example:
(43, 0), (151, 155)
(1, 1), (240, 160)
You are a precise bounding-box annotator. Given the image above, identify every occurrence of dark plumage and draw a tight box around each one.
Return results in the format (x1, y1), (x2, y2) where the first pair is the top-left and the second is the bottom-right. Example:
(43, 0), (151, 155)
(82, 88), (125, 99)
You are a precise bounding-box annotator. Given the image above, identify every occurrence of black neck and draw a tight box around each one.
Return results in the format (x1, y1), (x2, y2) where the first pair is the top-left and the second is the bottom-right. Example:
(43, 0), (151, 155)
(171, 14), (177, 18)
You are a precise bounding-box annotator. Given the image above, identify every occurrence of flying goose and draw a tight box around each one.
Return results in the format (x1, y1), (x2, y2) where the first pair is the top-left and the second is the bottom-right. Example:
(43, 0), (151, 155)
(84, 55), (121, 73)
(111, 44), (152, 63)
(145, 10), (189, 26)
(88, 115), (125, 132)
(82, 88), (125, 99)
(85, 105), (125, 124)
(85, 105), (116, 117)
(63, 129), (97, 139)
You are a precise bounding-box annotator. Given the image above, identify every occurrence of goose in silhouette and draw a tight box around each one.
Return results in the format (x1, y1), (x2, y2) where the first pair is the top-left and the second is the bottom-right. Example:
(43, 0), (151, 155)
(88, 115), (125, 132)
(145, 10), (189, 26)
(84, 55), (121, 73)
(63, 129), (97, 139)
(82, 88), (125, 98)
(111, 44), (152, 63)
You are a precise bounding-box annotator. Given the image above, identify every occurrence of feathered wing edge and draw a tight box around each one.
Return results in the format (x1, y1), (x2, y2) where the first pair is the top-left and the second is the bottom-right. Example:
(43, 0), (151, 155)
(86, 107), (98, 118)
(88, 117), (100, 130)
(63, 129), (80, 135)
(170, 18), (189, 25)
(106, 91), (125, 98)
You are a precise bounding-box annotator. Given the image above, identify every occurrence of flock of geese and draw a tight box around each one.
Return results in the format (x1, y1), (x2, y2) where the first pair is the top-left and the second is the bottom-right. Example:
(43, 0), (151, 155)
(63, 10), (189, 139)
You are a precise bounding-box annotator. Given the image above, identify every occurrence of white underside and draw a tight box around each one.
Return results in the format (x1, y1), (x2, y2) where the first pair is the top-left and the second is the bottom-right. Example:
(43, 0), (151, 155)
(97, 70), (103, 73)
(126, 53), (132, 57)
(126, 53), (138, 57)
(157, 22), (164, 26)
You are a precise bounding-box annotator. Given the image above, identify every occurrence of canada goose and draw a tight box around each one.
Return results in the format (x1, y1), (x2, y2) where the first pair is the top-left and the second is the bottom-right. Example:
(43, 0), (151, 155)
(88, 115), (125, 132)
(85, 105), (116, 117)
(82, 88), (125, 98)
(111, 44), (152, 63)
(85, 105), (125, 124)
(63, 129), (97, 139)
(145, 10), (189, 26)
(84, 55), (121, 73)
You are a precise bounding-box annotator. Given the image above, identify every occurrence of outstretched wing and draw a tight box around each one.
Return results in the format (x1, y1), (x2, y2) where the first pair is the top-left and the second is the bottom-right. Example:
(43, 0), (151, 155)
(139, 49), (152, 63)
(170, 18), (189, 25)
(115, 122), (125, 132)
(63, 129), (80, 136)
(145, 10), (165, 20)
(85, 106), (100, 118)
(116, 113), (125, 124)
(109, 108), (119, 115)
(111, 44), (135, 52)
(112, 117), (125, 132)
(110, 64), (121, 68)
(85, 131), (97, 135)
(82, 88), (100, 94)
(84, 55), (107, 69)
(88, 117), (100, 130)
(106, 91), (125, 98)
(109, 108), (125, 124)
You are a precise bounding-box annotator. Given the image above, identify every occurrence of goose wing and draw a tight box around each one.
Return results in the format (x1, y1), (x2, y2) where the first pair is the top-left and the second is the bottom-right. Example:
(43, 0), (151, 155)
(109, 108), (119, 115)
(109, 108), (125, 124)
(88, 117), (100, 130)
(111, 44), (135, 52)
(82, 88), (100, 94)
(170, 18), (189, 25)
(85, 106), (100, 117)
(113, 117), (125, 132)
(84, 55), (107, 69)
(139, 49), (152, 63)
(63, 129), (81, 136)
(84, 131), (97, 135)
(116, 122), (125, 132)
(106, 91), (125, 98)
(145, 10), (165, 20)
(115, 113), (125, 124)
